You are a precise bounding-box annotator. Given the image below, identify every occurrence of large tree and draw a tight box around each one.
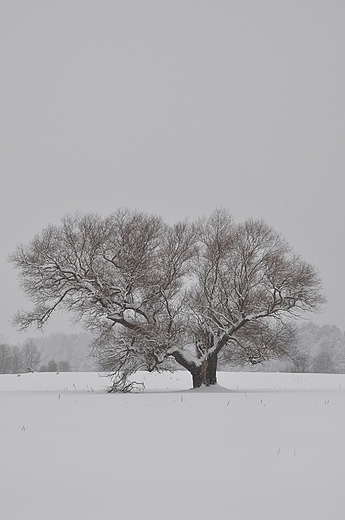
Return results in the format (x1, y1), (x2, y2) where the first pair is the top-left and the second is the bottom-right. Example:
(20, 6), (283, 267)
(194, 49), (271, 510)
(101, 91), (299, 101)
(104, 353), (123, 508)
(10, 209), (325, 388)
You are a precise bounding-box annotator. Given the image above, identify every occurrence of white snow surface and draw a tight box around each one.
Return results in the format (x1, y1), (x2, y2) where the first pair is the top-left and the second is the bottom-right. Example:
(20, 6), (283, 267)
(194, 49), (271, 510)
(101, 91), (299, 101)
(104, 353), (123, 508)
(1, 370), (345, 520)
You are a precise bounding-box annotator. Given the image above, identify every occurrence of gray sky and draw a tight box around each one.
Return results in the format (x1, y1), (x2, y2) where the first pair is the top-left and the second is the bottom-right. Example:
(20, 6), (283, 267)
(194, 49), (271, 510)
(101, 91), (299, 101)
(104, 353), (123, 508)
(1, 1), (344, 343)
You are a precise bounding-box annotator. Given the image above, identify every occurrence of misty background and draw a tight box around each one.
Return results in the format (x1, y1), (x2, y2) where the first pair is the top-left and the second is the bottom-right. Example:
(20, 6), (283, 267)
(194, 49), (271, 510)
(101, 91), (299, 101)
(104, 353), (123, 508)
(1, 1), (344, 351)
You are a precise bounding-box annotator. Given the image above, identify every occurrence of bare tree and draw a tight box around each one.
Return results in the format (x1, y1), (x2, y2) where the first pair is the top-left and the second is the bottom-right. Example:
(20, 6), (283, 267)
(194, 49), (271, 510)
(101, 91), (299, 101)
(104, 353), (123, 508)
(10, 346), (25, 373)
(0, 344), (12, 374)
(294, 323), (345, 373)
(10, 209), (325, 388)
(22, 339), (41, 371)
(182, 210), (325, 386)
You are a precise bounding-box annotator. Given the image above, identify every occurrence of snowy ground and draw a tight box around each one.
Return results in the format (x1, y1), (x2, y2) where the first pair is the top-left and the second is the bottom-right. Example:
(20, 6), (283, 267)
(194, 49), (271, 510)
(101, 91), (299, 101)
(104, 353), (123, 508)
(1, 371), (345, 520)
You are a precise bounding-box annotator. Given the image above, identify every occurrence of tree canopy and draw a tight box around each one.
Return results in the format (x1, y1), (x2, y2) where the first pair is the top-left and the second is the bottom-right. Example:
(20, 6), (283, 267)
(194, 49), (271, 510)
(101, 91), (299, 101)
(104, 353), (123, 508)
(10, 209), (325, 388)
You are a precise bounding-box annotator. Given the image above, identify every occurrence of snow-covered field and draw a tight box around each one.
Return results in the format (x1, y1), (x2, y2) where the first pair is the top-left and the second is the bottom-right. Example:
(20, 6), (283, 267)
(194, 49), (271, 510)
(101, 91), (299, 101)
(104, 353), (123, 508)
(1, 371), (345, 520)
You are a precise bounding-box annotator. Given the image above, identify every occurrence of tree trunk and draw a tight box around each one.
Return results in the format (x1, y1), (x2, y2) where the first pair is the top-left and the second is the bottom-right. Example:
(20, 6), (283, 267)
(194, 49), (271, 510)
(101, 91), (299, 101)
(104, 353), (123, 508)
(190, 353), (218, 388)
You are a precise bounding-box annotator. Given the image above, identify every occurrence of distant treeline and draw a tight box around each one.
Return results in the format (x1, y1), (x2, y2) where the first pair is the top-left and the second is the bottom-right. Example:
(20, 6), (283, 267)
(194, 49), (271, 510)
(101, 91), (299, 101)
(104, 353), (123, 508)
(229, 322), (345, 374)
(0, 332), (97, 374)
(0, 323), (345, 374)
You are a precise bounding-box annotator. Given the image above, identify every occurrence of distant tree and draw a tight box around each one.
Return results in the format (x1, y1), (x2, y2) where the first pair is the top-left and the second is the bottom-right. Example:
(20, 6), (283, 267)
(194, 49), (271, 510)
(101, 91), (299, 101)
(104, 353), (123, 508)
(22, 339), (41, 372)
(10, 209), (325, 388)
(0, 344), (12, 374)
(312, 350), (335, 373)
(47, 359), (58, 372)
(39, 359), (59, 372)
(295, 323), (345, 373)
(10, 346), (25, 373)
(31, 332), (96, 371)
(57, 360), (70, 372)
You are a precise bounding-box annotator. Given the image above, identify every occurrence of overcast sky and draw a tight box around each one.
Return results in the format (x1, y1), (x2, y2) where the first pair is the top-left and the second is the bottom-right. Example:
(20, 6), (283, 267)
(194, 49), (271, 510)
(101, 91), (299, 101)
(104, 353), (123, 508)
(1, 1), (344, 343)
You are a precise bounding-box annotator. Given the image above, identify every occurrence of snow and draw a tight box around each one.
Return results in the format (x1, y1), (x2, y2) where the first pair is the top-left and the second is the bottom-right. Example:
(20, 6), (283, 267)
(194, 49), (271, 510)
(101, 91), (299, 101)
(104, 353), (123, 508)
(1, 371), (345, 520)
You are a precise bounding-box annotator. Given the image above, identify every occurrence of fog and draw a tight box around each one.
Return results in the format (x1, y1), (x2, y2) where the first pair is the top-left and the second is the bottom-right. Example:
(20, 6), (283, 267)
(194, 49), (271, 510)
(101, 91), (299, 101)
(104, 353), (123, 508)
(1, 1), (344, 343)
